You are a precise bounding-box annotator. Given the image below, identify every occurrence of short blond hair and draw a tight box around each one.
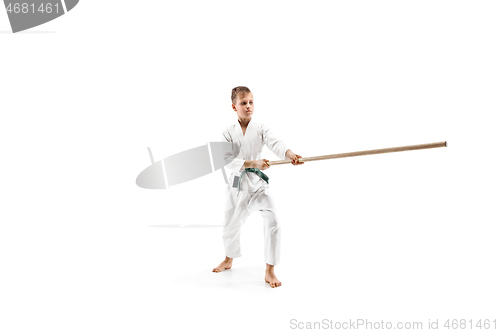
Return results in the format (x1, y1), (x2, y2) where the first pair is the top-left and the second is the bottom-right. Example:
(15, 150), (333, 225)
(231, 86), (252, 104)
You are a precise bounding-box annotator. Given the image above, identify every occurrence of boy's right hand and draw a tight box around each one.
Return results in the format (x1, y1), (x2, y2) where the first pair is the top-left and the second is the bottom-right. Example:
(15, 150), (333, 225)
(255, 159), (270, 170)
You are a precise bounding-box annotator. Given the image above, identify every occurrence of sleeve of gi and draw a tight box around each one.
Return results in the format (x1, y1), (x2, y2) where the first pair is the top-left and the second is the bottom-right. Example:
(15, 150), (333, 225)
(222, 129), (245, 173)
(262, 124), (289, 159)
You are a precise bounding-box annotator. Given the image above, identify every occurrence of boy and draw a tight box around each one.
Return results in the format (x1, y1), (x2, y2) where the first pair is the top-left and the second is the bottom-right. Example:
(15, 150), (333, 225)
(212, 86), (303, 288)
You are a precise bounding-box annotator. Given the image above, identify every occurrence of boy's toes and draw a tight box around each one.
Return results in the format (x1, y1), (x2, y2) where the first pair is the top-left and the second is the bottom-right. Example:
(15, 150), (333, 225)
(271, 280), (281, 288)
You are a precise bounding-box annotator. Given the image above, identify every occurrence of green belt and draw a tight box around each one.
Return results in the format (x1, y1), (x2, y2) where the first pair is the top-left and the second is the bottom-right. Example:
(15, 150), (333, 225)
(237, 168), (269, 196)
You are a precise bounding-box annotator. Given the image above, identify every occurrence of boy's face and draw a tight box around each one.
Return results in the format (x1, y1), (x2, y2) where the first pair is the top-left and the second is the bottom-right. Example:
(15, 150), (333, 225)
(232, 92), (254, 120)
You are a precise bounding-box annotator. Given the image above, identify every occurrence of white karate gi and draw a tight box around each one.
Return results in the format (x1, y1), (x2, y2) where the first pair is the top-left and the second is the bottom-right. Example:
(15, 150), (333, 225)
(222, 119), (289, 265)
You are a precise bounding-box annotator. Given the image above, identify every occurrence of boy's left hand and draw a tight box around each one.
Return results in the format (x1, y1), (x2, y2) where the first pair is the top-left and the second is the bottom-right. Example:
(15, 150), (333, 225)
(286, 150), (304, 166)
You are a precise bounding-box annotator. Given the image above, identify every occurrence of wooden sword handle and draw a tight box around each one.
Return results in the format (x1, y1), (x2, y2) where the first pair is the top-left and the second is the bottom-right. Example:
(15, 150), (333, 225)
(267, 141), (447, 166)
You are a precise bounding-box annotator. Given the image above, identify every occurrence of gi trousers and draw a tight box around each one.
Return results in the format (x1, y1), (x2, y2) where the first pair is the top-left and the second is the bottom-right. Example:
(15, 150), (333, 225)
(223, 185), (281, 265)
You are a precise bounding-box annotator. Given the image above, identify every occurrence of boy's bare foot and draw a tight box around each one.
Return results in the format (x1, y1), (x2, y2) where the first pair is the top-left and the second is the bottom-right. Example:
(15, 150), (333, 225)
(212, 256), (233, 273)
(265, 263), (282, 288)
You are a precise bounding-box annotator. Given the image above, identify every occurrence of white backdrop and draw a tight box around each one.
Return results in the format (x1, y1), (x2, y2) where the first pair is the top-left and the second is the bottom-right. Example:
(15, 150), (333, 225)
(1, 1), (499, 332)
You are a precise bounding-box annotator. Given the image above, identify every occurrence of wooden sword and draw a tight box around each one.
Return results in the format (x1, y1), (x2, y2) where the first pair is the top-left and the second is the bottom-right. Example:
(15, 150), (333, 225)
(267, 141), (447, 166)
